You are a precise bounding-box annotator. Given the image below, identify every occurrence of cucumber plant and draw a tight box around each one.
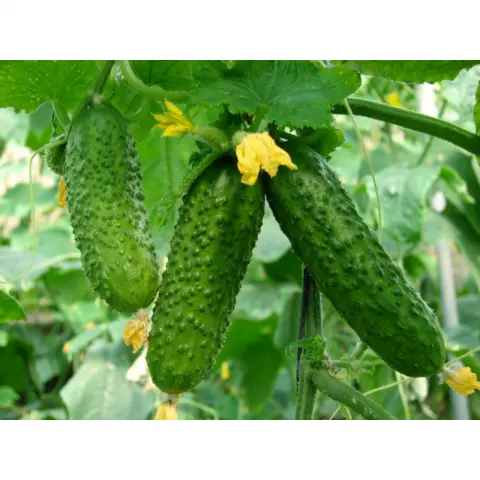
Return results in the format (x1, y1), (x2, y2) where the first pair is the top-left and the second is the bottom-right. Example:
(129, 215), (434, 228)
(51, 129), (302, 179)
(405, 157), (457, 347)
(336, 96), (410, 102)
(1, 59), (480, 421)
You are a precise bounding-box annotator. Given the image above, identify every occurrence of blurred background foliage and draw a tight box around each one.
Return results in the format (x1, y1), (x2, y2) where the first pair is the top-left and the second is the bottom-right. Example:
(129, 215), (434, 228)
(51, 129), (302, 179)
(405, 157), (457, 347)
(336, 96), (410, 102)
(1, 64), (480, 420)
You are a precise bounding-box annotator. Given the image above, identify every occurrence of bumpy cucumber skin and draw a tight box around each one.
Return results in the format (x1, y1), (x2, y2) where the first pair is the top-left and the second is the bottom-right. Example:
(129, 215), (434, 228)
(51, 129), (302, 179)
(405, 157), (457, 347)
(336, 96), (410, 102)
(44, 135), (66, 175)
(147, 158), (264, 394)
(65, 106), (159, 313)
(265, 140), (446, 377)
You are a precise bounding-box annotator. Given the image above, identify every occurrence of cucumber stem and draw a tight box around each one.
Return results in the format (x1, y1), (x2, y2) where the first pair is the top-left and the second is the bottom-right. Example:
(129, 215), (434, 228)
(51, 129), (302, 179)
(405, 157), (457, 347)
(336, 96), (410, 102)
(295, 268), (323, 420)
(53, 104), (71, 131)
(309, 369), (396, 420)
(67, 60), (115, 135)
(117, 60), (189, 102)
(250, 104), (268, 132)
(333, 98), (480, 157)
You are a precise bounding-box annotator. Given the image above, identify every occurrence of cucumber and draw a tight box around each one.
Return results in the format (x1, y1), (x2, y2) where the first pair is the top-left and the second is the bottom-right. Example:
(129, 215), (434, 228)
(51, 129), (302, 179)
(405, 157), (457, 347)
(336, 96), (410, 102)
(264, 139), (446, 377)
(44, 134), (66, 175)
(65, 105), (159, 313)
(147, 157), (265, 393)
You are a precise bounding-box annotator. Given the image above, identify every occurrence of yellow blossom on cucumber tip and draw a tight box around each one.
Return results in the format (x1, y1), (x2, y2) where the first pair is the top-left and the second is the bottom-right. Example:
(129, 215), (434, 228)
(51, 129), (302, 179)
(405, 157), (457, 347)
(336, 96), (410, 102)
(235, 132), (297, 186)
(152, 100), (193, 137)
(444, 366), (480, 396)
(57, 177), (67, 208)
(155, 395), (182, 420)
(123, 309), (151, 353)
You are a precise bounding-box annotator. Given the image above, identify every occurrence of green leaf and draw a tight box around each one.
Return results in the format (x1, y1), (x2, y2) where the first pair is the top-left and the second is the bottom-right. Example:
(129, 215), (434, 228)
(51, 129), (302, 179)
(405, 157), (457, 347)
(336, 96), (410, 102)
(0, 61), (99, 113)
(27, 102), (54, 150)
(0, 183), (56, 218)
(366, 164), (439, 254)
(0, 246), (81, 286)
(475, 81), (480, 133)
(262, 249), (302, 285)
(344, 61), (480, 83)
(193, 61), (361, 129)
(234, 283), (300, 321)
(0, 290), (26, 324)
(60, 359), (154, 420)
(239, 335), (284, 410)
(274, 291), (302, 349)
(217, 316), (284, 410)
(0, 386), (19, 407)
(0, 107), (29, 144)
(442, 152), (480, 235)
(42, 268), (94, 306)
(437, 205), (480, 290)
(0, 331), (8, 347)
(253, 205), (291, 263)
(457, 295), (480, 332)
(131, 61), (197, 92)
(440, 165), (475, 205)
(444, 325), (480, 352)
(137, 131), (194, 211)
(306, 126), (345, 158)
(63, 326), (106, 356)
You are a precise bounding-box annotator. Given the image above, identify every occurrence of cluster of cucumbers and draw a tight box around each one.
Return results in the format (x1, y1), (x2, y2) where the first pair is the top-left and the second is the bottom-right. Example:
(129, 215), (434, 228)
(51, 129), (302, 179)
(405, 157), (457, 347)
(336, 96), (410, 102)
(45, 103), (446, 395)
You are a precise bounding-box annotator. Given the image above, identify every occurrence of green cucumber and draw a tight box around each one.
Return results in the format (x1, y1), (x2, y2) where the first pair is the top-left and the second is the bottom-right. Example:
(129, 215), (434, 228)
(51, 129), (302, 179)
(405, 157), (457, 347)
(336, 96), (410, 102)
(44, 134), (66, 175)
(147, 157), (265, 393)
(265, 139), (446, 377)
(65, 105), (159, 313)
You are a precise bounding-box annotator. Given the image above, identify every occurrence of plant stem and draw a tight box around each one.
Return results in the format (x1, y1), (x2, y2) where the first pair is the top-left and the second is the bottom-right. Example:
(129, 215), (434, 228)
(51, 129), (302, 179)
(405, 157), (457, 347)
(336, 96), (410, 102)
(340, 404), (352, 420)
(53, 104), (71, 131)
(416, 99), (448, 166)
(333, 98), (480, 157)
(310, 369), (395, 420)
(445, 345), (480, 366)
(395, 372), (411, 420)
(295, 268), (323, 420)
(91, 60), (116, 98)
(67, 60), (115, 135)
(250, 104), (268, 132)
(117, 60), (189, 102)
(350, 342), (368, 361)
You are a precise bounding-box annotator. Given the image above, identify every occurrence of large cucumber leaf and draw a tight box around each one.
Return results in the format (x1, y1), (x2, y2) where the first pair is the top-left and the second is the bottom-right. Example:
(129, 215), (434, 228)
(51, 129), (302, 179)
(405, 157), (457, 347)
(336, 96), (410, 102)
(192, 61), (361, 129)
(0, 61), (99, 112)
(343, 61), (480, 84)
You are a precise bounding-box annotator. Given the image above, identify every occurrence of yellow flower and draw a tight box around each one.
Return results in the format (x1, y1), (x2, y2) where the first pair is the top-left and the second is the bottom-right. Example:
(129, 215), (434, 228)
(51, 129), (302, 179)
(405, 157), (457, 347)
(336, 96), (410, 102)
(152, 100), (193, 137)
(85, 321), (95, 330)
(62, 342), (71, 354)
(57, 177), (67, 208)
(221, 362), (230, 381)
(155, 401), (178, 420)
(444, 366), (480, 396)
(235, 132), (297, 185)
(123, 309), (151, 353)
(386, 92), (403, 108)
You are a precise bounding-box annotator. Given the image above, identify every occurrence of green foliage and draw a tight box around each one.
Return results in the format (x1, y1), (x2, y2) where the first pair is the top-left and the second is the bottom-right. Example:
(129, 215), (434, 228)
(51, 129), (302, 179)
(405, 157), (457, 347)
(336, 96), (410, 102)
(193, 61), (361, 129)
(1, 60), (480, 420)
(344, 61), (480, 84)
(0, 290), (26, 323)
(365, 164), (439, 255)
(0, 61), (99, 112)
(60, 341), (154, 420)
(475, 82), (480, 133)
